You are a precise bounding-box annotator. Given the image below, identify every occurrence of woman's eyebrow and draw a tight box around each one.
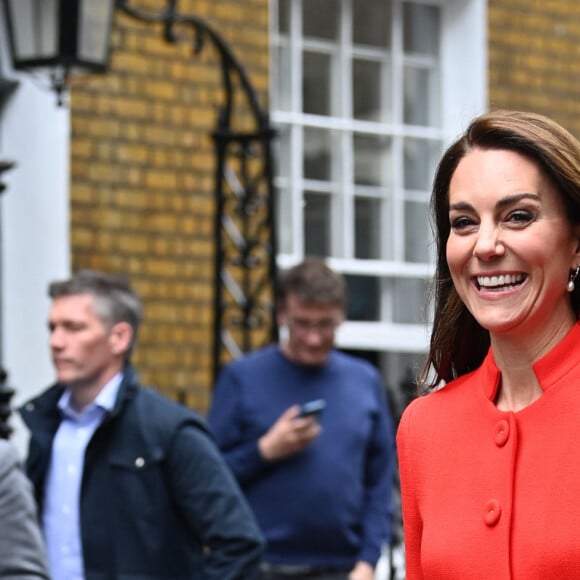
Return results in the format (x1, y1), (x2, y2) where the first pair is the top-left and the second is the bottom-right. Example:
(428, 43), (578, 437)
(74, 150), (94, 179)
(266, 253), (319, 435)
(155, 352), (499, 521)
(449, 192), (540, 212)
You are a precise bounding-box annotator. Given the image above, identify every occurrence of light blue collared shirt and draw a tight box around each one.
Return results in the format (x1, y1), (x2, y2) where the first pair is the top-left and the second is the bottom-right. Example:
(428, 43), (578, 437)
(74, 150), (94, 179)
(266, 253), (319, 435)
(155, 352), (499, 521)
(42, 374), (123, 580)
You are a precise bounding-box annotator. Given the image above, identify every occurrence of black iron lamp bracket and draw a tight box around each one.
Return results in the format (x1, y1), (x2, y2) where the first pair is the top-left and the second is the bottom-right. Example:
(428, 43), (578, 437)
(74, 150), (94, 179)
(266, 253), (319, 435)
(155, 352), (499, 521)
(115, 1), (278, 381)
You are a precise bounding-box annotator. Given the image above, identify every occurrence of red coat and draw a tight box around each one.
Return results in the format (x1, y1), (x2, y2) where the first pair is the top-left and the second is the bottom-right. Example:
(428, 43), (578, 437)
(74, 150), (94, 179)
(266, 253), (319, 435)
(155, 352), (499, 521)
(397, 322), (580, 579)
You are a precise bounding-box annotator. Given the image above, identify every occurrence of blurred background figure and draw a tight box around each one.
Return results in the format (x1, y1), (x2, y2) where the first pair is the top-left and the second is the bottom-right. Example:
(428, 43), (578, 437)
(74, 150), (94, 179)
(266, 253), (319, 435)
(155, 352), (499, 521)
(209, 258), (396, 580)
(0, 439), (49, 579)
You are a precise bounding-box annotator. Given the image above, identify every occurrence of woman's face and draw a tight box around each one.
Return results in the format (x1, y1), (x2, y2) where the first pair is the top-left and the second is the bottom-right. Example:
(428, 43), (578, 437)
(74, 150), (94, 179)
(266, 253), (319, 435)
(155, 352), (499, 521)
(446, 147), (580, 340)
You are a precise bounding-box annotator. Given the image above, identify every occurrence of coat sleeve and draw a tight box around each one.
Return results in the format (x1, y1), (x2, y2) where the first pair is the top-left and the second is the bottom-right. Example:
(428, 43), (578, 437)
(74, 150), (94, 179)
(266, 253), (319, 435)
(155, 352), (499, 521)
(0, 441), (50, 579)
(397, 400), (424, 580)
(166, 423), (265, 579)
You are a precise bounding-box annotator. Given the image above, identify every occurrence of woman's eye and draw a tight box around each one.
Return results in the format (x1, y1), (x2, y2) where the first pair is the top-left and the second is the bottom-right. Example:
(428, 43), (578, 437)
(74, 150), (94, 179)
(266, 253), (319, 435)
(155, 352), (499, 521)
(507, 210), (534, 224)
(450, 216), (474, 230)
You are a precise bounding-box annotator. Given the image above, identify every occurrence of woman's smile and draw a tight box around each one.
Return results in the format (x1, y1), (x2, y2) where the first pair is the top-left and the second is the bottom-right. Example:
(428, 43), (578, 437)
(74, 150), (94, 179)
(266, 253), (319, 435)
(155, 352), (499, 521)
(474, 272), (526, 292)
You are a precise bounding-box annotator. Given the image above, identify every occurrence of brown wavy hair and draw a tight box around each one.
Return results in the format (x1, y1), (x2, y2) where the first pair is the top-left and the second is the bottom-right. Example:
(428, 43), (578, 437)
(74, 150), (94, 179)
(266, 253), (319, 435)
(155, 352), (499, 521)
(420, 110), (580, 391)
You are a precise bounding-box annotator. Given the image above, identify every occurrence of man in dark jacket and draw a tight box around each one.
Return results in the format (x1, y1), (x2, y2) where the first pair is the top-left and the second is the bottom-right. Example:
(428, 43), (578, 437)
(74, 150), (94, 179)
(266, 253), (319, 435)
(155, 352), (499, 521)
(20, 269), (264, 580)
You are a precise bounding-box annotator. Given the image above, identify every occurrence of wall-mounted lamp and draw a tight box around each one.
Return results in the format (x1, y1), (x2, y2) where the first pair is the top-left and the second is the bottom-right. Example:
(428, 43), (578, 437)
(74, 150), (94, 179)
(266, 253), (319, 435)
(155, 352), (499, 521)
(1, 0), (116, 105)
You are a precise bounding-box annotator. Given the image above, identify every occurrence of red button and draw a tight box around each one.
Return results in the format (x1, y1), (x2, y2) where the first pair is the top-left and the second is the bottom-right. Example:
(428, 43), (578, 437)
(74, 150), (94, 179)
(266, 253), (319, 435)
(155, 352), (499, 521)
(494, 420), (510, 447)
(483, 500), (502, 526)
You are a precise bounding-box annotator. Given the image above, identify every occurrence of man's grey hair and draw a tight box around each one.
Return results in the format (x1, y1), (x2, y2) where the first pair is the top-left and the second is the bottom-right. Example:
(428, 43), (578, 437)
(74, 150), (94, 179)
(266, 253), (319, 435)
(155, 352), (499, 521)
(49, 269), (142, 356)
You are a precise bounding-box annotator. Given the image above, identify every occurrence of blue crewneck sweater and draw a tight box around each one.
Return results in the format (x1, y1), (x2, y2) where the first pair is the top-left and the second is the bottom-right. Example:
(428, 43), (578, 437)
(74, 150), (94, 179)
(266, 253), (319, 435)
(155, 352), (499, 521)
(208, 345), (395, 568)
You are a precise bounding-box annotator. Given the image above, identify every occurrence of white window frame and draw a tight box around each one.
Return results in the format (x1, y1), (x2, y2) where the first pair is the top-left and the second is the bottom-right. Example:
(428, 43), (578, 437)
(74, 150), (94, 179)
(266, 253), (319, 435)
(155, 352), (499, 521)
(270, 0), (487, 354)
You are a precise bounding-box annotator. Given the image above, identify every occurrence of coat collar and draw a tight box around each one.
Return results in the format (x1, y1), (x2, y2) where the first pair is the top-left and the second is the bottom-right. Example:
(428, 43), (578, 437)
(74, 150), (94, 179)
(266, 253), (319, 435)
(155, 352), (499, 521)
(480, 322), (580, 402)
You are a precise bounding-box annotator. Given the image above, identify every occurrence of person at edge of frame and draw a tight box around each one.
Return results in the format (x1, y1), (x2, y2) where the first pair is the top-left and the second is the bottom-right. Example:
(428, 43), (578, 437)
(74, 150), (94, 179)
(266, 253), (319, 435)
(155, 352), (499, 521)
(0, 438), (50, 579)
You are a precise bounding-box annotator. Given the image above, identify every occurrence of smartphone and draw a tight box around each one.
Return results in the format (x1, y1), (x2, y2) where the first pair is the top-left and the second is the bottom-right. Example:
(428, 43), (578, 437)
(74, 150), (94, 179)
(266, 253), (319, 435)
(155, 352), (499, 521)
(298, 398), (327, 418)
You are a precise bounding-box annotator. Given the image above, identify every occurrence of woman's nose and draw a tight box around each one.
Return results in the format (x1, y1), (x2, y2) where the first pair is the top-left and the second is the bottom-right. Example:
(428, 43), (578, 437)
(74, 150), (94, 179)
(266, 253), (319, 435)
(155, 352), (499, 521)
(473, 224), (505, 260)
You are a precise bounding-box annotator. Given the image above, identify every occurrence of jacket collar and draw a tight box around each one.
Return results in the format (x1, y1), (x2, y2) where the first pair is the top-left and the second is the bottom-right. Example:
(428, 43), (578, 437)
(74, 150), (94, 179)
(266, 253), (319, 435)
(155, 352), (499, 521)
(20, 363), (140, 431)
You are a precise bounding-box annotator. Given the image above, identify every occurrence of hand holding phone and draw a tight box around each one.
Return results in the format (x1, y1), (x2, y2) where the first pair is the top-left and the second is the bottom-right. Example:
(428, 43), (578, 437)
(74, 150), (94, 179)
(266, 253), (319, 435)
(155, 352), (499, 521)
(258, 401), (324, 461)
(298, 398), (327, 418)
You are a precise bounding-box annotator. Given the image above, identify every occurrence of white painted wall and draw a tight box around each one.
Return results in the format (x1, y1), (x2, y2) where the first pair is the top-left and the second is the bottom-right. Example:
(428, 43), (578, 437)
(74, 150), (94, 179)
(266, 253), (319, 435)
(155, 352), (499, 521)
(0, 28), (70, 452)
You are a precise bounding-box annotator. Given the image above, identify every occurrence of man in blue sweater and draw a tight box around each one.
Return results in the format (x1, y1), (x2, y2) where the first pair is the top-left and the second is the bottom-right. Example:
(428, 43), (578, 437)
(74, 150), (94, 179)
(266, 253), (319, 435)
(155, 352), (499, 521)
(208, 258), (395, 580)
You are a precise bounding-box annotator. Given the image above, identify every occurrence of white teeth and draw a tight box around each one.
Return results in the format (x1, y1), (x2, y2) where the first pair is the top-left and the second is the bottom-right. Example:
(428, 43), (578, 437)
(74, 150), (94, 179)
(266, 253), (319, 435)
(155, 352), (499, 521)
(477, 274), (524, 288)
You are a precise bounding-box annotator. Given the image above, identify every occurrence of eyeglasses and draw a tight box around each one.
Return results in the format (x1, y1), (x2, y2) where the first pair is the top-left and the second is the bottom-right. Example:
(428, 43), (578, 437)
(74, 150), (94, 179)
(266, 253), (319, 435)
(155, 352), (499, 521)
(286, 317), (339, 335)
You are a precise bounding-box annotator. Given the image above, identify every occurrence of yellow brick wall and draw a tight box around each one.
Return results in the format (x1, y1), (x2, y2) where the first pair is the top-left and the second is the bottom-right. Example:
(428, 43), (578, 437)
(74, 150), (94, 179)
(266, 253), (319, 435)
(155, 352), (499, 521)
(69, 0), (270, 413)
(488, 0), (580, 137)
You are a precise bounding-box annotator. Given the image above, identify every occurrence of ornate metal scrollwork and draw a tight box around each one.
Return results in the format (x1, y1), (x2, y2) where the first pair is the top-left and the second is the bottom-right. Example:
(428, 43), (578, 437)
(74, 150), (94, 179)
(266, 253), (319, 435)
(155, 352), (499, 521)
(115, 1), (278, 382)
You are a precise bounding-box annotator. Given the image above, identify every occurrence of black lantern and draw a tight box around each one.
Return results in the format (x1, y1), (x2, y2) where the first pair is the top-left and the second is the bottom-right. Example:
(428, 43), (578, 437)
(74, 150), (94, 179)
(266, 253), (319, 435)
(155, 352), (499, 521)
(2, 0), (116, 103)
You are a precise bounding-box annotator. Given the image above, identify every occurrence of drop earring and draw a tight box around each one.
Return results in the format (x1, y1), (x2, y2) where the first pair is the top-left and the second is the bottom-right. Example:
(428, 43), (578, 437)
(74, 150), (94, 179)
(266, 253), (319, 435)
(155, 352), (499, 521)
(567, 266), (580, 292)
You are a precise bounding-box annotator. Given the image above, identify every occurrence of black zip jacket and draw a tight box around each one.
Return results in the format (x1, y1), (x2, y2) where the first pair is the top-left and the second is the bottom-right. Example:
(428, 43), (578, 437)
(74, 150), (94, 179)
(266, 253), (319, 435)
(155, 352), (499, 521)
(20, 365), (264, 580)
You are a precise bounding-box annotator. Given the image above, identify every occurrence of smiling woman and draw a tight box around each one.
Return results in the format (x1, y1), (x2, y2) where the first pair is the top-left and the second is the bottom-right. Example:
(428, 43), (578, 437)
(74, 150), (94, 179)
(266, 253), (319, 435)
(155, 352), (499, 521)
(425, 110), (580, 390)
(397, 110), (580, 580)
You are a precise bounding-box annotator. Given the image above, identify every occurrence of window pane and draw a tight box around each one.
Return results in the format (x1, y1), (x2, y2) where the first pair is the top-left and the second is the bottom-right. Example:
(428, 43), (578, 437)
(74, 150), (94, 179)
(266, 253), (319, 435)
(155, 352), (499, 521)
(355, 197), (381, 260)
(403, 3), (440, 56)
(304, 127), (332, 180)
(404, 65), (440, 127)
(274, 43), (292, 111)
(276, 187), (293, 253)
(275, 126), (291, 184)
(404, 138), (440, 191)
(79, 0), (114, 64)
(278, 0), (290, 34)
(304, 192), (331, 255)
(346, 275), (380, 321)
(274, 128), (292, 253)
(303, 51), (332, 116)
(393, 278), (428, 323)
(354, 134), (392, 187)
(405, 200), (430, 263)
(303, 0), (339, 40)
(6, 0), (58, 59)
(382, 351), (425, 418)
(353, 0), (390, 47)
(353, 59), (391, 122)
